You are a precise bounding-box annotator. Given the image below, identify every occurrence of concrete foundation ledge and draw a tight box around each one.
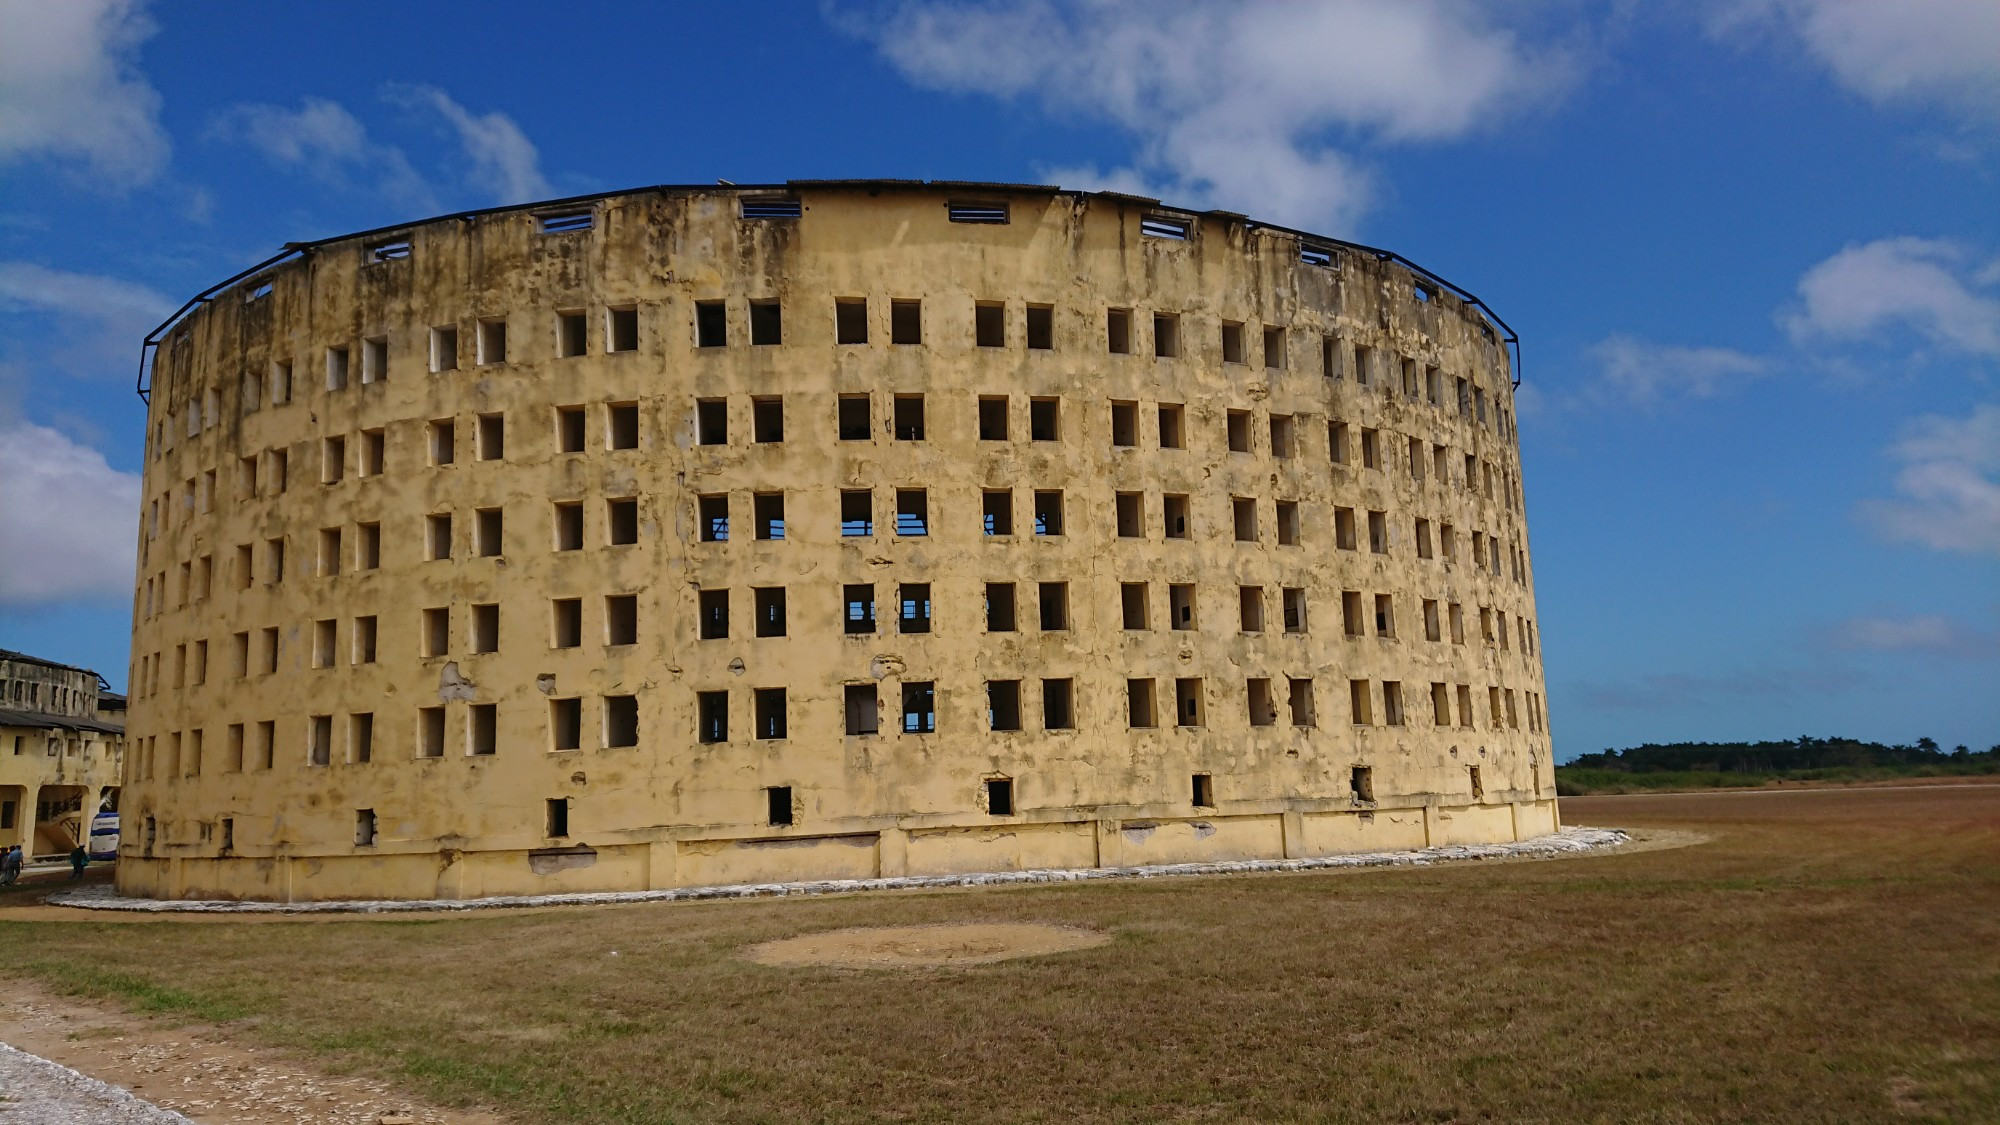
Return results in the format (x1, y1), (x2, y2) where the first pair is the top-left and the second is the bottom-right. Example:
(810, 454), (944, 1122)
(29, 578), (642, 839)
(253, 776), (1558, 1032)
(50, 827), (1628, 915)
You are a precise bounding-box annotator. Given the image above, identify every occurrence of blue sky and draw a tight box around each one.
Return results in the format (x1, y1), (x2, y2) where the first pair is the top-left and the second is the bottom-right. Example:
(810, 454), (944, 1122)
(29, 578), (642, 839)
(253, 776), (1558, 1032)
(1, 0), (1995, 757)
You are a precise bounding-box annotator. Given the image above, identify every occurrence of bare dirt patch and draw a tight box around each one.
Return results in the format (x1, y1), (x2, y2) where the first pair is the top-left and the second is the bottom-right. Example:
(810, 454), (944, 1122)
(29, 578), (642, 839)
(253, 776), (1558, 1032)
(745, 922), (1110, 969)
(0, 977), (503, 1125)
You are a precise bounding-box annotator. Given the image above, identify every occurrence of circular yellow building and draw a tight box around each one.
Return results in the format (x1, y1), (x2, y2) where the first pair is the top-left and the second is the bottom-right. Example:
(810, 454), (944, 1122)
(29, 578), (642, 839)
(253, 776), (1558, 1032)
(122, 181), (1554, 902)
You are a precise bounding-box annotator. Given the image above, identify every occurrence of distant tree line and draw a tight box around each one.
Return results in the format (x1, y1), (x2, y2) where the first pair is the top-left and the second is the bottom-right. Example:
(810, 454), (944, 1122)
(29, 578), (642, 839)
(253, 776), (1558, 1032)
(1565, 736), (1997, 774)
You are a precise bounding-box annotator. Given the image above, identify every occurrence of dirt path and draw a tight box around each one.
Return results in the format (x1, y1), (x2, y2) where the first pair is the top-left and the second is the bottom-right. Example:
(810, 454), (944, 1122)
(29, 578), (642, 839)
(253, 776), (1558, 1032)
(0, 978), (506, 1125)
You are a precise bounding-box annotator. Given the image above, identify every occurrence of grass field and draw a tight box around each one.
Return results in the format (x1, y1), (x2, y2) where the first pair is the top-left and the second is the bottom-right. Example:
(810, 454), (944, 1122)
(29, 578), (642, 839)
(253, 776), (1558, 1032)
(4, 784), (1997, 1124)
(1556, 762), (2000, 795)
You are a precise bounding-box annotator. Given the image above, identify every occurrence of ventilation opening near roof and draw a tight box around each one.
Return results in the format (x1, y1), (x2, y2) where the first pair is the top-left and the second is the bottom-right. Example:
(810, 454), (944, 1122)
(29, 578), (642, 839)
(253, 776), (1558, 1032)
(741, 195), (803, 219)
(1141, 215), (1190, 240)
(539, 211), (593, 234)
(1413, 282), (1435, 303)
(948, 200), (1009, 224)
(369, 238), (412, 262)
(1300, 244), (1335, 268)
(245, 280), (273, 302)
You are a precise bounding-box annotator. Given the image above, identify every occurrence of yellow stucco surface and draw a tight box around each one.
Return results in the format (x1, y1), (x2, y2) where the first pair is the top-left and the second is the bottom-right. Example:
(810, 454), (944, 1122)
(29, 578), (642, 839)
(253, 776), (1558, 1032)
(122, 183), (1552, 901)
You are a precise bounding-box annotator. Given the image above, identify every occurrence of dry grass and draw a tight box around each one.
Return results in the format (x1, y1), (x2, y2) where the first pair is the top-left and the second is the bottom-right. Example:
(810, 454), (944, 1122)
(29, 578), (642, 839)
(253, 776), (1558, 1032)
(5, 785), (1998, 1124)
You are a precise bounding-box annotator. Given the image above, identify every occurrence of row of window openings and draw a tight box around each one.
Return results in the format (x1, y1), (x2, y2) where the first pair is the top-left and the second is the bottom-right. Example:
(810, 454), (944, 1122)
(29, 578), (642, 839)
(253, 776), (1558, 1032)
(137, 496), (1525, 633)
(134, 581), (1540, 702)
(156, 304), (1512, 460)
(150, 402), (1518, 553)
(164, 411), (1519, 553)
(137, 677), (1545, 790)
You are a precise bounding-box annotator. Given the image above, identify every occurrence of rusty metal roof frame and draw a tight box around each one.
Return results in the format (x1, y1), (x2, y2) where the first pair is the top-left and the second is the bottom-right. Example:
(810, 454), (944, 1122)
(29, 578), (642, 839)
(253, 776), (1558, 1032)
(137, 180), (1519, 401)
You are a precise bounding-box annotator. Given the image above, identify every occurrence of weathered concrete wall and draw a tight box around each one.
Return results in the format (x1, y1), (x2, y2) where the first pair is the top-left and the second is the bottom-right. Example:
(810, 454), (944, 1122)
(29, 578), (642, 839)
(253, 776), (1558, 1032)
(121, 183), (1551, 901)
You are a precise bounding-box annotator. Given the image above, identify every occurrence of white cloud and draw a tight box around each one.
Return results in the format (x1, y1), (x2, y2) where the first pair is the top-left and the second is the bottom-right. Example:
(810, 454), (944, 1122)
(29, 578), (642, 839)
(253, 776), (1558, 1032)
(0, 0), (168, 186)
(209, 97), (434, 209)
(0, 261), (173, 378)
(1858, 402), (2000, 557)
(216, 88), (552, 209)
(1580, 334), (1769, 405)
(391, 86), (552, 205)
(0, 422), (139, 604)
(1783, 238), (2000, 357)
(1721, 0), (2000, 122)
(1828, 613), (1999, 658)
(864, 0), (1577, 231)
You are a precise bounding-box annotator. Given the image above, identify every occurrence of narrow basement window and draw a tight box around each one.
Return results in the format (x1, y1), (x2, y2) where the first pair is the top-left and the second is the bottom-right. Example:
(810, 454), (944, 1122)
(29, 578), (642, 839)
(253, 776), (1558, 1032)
(695, 301), (727, 347)
(546, 797), (569, 837)
(986, 777), (1015, 816)
(749, 300), (782, 345)
(767, 785), (794, 826)
(355, 808), (376, 846)
(608, 306), (639, 352)
(557, 311), (587, 358)
(1192, 772), (1214, 808)
(1351, 766), (1374, 802)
